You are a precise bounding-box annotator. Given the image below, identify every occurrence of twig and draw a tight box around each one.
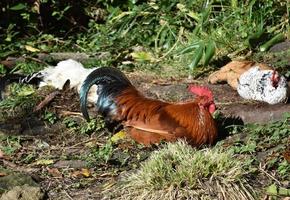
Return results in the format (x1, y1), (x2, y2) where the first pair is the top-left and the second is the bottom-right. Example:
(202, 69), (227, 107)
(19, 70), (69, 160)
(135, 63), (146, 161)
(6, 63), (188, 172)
(65, 138), (101, 149)
(215, 100), (251, 106)
(59, 110), (83, 117)
(2, 160), (37, 173)
(23, 55), (49, 66)
(259, 163), (281, 186)
(33, 91), (60, 112)
(63, 190), (74, 200)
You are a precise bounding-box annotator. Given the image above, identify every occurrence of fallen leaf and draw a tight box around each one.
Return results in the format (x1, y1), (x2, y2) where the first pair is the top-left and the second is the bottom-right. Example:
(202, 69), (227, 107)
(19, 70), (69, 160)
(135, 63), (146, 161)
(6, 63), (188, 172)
(25, 45), (40, 52)
(0, 172), (7, 177)
(81, 168), (90, 177)
(266, 184), (290, 196)
(266, 184), (277, 196)
(111, 131), (127, 143)
(53, 160), (87, 169)
(130, 51), (155, 62)
(283, 148), (290, 162)
(34, 159), (54, 166)
(0, 149), (4, 158)
(47, 167), (62, 178)
(85, 141), (95, 148)
(71, 168), (91, 178)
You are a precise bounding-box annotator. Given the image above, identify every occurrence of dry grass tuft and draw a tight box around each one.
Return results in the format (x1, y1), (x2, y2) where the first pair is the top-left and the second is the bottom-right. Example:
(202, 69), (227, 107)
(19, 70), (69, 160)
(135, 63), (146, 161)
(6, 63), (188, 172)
(104, 140), (256, 200)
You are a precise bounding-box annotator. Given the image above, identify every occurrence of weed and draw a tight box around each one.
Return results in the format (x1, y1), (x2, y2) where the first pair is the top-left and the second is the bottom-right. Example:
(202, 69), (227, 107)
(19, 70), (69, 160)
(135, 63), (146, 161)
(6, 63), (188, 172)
(43, 111), (58, 125)
(0, 135), (21, 155)
(0, 64), (6, 74)
(277, 160), (290, 179)
(11, 61), (44, 74)
(21, 152), (37, 164)
(79, 117), (106, 135)
(0, 84), (39, 123)
(92, 141), (114, 163)
(63, 117), (79, 129)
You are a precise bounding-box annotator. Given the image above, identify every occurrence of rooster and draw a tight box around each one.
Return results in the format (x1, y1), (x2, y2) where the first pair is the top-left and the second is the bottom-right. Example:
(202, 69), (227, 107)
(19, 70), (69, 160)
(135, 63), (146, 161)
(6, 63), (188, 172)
(237, 66), (288, 104)
(80, 67), (218, 146)
(0, 59), (98, 103)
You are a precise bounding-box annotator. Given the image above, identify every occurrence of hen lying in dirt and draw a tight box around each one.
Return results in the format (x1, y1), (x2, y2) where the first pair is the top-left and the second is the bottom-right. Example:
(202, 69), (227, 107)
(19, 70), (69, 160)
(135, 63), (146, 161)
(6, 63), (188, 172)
(208, 60), (272, 90)
(237, 66), (288, 104)
(208, 60), (289, 104)
(0, 59), (98, 103)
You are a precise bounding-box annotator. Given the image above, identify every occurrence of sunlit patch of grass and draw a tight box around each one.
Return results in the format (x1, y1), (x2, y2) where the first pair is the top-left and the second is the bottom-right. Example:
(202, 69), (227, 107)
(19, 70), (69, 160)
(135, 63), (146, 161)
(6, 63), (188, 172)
(107, 140), (256, 200)
(0, 84), (39, 123)
(0, 135), (22, 155)
(12, 60), (45, 74)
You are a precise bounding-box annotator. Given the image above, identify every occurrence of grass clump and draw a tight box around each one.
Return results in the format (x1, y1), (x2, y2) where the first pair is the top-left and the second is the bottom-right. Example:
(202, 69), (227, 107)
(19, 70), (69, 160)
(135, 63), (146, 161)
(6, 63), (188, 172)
(0, 84), (39, 123)
(107, 140), (256, 200)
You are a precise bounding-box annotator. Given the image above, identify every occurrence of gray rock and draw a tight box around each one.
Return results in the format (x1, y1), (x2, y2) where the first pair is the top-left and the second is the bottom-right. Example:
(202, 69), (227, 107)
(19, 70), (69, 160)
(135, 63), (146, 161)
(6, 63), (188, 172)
(0, 185), (44, 200)
(0, 172), (44, 200)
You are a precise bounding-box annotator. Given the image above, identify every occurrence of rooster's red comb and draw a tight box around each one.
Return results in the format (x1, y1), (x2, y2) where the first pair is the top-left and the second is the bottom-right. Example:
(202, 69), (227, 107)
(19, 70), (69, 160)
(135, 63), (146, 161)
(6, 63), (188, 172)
(188, 85), (214, 101)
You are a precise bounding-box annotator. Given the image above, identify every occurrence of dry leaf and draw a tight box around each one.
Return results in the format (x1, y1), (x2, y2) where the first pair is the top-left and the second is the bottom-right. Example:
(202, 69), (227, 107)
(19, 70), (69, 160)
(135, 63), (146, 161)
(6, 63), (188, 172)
(283, 148), (290, 162)
(71, 168), (91, 178)
(130, 51), (155, 62)
(111, 131), (127, 143)
(81, 168), (90, 177)
(0, 149), (4, 159)
(0, 172), (7, 177)
(47, 167), (62, 178)
(34, 159), (54, 166)
(208, 60), (272, 90)
(25, 45), (40, 52)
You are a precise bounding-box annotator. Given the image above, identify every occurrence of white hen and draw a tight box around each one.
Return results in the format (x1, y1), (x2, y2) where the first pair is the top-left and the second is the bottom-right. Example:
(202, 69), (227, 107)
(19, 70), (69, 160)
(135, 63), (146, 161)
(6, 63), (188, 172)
(0, 59), (98, 103)
(237, 66), (288, 104)
(37, 59), (98, 103)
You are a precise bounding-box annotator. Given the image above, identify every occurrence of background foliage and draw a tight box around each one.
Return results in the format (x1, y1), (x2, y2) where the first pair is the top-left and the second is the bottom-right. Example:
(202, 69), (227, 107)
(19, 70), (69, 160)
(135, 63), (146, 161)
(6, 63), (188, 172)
(0, 0), (289, 74)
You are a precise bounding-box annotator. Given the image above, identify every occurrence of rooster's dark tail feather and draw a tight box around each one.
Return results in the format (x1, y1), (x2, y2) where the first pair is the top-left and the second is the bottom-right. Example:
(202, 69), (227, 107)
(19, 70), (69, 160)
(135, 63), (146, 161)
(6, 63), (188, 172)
(80, 67), (132, 121)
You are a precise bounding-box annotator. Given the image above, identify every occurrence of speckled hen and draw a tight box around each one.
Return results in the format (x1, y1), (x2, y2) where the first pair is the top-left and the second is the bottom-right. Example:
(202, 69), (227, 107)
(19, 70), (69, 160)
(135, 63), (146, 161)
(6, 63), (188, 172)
(237, 66), (288, 104)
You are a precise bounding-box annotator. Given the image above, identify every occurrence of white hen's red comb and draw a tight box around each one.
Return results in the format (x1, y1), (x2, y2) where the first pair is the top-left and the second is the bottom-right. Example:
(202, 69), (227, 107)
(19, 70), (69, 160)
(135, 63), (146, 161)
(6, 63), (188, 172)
(188, 85), (214, 101)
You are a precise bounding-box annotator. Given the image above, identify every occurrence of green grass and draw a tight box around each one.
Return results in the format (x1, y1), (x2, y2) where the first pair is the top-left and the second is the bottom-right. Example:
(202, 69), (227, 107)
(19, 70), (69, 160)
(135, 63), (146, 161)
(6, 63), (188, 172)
(107, 140), (256, 200)
(0, 84), (39, 123)
(1, 1), (289, 77)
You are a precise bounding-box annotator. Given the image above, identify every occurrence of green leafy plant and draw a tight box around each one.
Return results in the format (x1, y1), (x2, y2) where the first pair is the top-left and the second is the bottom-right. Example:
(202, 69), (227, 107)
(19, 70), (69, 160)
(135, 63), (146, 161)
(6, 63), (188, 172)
(43, 111), (58, 125)
(63, 117), (79, 129)
(0, 136), (21, 155)
(92, 141), (114, 163)
(277, 160), (290, 179)
(80, 117), (105, 135)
